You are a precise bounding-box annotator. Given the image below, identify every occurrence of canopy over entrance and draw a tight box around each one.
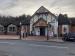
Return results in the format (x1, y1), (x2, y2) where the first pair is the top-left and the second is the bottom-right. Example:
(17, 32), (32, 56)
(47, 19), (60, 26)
(33, 18), (48, 27)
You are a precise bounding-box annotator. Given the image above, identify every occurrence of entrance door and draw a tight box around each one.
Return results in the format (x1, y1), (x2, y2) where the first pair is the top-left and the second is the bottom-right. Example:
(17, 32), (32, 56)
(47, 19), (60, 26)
(40, 27), (45, 36)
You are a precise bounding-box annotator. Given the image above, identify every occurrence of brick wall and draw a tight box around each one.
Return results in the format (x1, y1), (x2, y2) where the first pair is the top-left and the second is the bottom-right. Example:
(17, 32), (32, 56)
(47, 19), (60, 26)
(70, 25), (75, 32)
(0, 32), (4, 35)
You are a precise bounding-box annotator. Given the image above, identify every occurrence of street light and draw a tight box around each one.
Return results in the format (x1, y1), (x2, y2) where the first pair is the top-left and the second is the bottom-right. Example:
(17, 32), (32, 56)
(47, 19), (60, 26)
(19, 22), (22, 39)
(47, 22), (51, 40)
(54, 21), (58, 41)
(32, 26), (34, 36)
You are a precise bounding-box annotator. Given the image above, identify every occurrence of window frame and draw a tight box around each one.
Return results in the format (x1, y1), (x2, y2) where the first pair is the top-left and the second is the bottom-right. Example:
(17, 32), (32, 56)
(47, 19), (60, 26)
(0, 25), (4, 32)
(8, 24), (17, 32)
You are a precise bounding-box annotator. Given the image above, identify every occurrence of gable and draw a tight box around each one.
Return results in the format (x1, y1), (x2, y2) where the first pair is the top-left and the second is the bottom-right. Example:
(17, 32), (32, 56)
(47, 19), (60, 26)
(31, 6), (56, 19)
(36, 6), (49, 13)
(30, 6), (58, 26)
(33, 18), (47, 27)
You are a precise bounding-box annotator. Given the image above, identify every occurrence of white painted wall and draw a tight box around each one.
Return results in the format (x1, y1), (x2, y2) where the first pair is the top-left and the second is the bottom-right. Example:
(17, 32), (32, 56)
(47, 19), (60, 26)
(62, 25), (69, 34)
(30, 10), (58, 36)
(48, 18), (58, 36)
(35, 27), (40, 35)
(54, 21), (58, 35)
(47, 14), (52, 23)
(30, 14), (54, 25)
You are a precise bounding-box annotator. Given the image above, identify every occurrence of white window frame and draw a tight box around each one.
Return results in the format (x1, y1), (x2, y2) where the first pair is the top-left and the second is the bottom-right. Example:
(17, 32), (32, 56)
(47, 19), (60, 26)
(0, 25), (4, 32)
(8, 24), (17, 32)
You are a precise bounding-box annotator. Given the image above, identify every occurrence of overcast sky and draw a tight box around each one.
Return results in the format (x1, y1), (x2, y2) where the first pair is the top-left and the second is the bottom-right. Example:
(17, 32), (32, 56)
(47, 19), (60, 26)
(0, 0), (75, 17)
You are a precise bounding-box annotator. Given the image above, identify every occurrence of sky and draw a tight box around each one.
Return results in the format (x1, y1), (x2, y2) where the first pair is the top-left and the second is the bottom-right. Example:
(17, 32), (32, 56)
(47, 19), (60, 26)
(0, 0), (75, 17)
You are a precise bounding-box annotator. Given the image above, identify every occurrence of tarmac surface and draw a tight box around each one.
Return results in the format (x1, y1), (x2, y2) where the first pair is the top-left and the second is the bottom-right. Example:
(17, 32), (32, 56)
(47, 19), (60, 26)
(0, 40), (74, 56)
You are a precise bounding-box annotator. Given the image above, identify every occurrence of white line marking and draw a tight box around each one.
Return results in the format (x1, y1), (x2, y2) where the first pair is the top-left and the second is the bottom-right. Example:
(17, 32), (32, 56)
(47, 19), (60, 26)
(0, 42), (15, 45)
(29, 44), (68, 49)
(0, 42), (9, 44)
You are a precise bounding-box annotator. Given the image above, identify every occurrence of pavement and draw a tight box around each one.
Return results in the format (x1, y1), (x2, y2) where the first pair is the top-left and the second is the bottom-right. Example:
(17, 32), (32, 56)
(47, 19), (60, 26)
(0, 40), (74, 56)
(0, 35), (19, 39)
(0, 35), (64, 42)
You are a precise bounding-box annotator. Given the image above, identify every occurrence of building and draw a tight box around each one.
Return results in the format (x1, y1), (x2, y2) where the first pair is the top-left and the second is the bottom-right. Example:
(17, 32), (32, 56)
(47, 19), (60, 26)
(58, 14), (70, 36)
(58, 14), (75, 37)
(30, 6), (58, 36)
(0, 6), (75, 38)
(0, 16), (30, 35)
(69, 18), (75, 32)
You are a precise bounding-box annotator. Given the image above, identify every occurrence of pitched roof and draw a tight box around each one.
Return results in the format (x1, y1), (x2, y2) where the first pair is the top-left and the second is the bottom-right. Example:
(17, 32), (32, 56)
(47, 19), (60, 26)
(0, 17), (30, 27)
(59, 18), (70, 25)
(58, 14), (70, 25)
(31, 6), (56, 19)
(35, 6), (50, 13)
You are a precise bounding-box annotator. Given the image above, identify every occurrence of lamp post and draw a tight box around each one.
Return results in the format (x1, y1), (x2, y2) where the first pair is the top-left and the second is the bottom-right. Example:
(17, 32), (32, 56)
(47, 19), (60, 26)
(47, 22), (49, 40)
(47, 22), (52, 40)
(32, 26), (34, 36)
(19, 22), (22, 39)
(55, 21), (58, 41)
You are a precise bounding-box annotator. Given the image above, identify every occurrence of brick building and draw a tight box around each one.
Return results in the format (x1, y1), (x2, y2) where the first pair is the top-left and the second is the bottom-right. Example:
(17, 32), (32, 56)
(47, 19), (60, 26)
(0, 16), (30, 35)
(69, 18), (75, 32)
(58, 14), (75, 37)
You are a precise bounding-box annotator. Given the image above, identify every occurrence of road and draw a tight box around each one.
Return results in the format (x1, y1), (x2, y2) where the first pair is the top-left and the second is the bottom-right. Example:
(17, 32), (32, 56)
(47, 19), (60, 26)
(0, 40), (75, 56)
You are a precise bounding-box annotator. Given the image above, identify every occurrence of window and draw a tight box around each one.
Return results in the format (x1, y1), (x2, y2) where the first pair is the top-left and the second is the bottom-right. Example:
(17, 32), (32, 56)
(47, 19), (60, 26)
(0, 27), (4, 32)
(9, 27), (12, 31)
(13, 27), (16, 32)
(8, 24), (17, 32)
(0, 25), (4, 32)
(64, 27), (67, 33)
(9, 27), (16, 32)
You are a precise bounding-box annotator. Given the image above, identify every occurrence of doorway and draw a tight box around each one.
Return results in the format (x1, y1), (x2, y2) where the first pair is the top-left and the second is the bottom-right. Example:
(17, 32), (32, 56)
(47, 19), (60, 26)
(40, 27), (45, 36)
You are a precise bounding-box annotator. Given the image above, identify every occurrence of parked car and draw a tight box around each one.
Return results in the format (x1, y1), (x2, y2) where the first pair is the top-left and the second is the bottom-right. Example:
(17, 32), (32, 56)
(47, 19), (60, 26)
(62, 32), (75, 41)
